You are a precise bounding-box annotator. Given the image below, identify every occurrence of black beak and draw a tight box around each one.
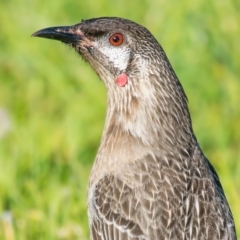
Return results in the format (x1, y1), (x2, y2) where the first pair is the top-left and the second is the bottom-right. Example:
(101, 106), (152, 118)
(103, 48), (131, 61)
(32, 26), (82, 43)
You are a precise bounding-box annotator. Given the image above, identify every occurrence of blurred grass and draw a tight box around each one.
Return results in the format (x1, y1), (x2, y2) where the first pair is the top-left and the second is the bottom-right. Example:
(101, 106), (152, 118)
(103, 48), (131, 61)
(0, 0), (239, 239)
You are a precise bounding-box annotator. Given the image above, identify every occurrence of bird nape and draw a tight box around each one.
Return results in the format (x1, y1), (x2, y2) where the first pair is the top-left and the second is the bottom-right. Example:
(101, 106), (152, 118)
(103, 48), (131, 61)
(32, 17), (236, 240)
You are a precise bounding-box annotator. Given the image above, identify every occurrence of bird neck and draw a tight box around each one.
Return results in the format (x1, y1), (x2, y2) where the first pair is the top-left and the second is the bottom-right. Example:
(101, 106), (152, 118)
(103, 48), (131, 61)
(102, 70), (194, 148)
(90, 69), (196, 185)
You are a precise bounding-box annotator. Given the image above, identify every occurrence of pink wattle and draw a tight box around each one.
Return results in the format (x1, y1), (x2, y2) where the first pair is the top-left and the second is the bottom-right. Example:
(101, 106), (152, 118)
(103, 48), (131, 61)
(116, 73), (128, 87)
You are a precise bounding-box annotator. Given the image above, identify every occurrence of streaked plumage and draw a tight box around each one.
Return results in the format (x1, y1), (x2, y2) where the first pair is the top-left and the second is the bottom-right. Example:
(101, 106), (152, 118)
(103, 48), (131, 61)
(33, 17), (236, 240)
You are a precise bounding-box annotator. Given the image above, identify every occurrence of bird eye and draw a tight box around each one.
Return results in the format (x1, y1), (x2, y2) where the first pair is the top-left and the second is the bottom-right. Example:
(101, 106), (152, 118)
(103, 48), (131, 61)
(109, 33), (124, 46)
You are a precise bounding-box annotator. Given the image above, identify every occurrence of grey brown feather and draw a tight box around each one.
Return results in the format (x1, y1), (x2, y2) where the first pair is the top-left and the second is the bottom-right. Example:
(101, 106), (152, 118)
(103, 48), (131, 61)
(32, 17), (236, 240)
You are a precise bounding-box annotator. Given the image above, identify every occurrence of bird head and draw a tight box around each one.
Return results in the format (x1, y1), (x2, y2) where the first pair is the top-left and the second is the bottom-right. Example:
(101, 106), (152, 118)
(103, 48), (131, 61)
(32, 17), (191, 145)
(32, 17), (163, 90)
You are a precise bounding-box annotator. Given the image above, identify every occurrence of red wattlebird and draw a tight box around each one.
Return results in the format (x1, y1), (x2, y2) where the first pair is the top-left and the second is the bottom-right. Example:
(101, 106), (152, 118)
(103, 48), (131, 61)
(33, 17), (236, 240)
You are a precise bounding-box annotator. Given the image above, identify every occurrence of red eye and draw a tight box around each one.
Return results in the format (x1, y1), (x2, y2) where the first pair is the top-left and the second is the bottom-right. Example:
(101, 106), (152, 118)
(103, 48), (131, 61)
(109, 33), (124, 46)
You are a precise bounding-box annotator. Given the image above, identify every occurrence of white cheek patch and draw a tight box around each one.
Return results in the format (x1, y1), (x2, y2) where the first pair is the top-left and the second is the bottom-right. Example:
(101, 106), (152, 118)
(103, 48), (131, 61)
(97, 44), (130, 71)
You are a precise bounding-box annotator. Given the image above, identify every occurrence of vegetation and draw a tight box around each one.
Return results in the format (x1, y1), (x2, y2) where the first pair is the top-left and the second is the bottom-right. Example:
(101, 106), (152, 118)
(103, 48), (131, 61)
(0, 0), (239, 239)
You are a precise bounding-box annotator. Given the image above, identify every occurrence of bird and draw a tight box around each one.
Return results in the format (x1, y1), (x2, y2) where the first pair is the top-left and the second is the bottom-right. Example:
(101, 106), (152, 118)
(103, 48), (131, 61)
(32, 17), (236, 240)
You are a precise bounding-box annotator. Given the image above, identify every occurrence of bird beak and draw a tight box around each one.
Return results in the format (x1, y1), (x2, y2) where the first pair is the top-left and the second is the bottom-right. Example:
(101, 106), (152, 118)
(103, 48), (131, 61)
(32, 26), (82, 44)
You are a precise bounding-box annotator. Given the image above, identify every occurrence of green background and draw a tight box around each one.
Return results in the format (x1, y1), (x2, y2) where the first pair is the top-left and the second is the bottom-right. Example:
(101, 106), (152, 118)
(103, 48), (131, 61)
(0, 0), (239, 239)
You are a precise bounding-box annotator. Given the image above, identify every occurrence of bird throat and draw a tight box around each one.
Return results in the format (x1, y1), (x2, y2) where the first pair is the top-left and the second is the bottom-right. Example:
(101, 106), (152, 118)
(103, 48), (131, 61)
(116, 72), (128, 87)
